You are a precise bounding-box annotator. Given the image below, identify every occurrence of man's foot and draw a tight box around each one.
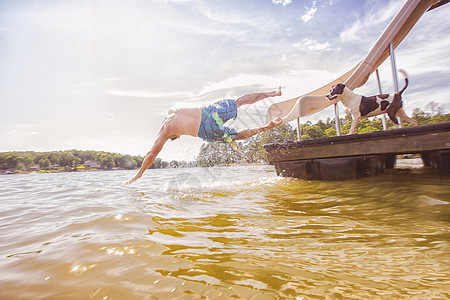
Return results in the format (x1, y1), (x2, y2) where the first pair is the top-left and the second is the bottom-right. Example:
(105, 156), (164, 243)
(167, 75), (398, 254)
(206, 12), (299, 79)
(271, 86), (282, 97)
(276, 86), (282, 96)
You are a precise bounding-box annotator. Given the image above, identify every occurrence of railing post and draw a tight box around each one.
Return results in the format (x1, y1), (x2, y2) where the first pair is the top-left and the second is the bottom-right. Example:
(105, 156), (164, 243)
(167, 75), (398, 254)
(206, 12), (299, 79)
(297, 118), (301, 141)
(376, 69), (388, 130)
(389, 42), (403, 127)
(334, 103), (342, 136)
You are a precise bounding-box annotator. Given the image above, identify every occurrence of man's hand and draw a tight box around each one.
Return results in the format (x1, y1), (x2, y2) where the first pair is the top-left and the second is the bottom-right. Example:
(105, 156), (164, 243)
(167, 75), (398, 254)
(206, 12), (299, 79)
(267, 117), (283, 129)
(125, 174), (141, 185)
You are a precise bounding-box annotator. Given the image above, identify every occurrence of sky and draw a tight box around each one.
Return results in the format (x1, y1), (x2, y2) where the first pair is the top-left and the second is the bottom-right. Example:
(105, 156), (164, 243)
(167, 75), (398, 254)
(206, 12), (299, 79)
(1, 0), (449, 161)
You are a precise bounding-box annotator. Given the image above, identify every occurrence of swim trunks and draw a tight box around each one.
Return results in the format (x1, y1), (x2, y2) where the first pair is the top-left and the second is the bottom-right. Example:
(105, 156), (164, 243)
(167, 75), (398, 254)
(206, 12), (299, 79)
(197, 99), (238, 143)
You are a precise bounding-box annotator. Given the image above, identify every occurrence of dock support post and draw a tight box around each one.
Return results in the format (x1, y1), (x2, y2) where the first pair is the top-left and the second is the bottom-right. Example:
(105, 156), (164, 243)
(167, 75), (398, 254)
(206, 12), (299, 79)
(334, 103), (342, 136)
(297, 118), (301, 141)
(389, 42), (403, 127)
(376, 69), (388, 130)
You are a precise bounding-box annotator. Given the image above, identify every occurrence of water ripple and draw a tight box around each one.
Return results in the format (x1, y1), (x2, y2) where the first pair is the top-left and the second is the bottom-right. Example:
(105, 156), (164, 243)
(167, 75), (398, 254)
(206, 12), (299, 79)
(0, 165), (449, 299)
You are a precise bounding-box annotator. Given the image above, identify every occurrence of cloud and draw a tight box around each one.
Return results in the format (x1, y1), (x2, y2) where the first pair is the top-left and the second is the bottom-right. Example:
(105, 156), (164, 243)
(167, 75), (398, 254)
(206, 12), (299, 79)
(340, 0), (403, 42)
(301, 0), (318, 23)
(293, 38), (332, 52)
(272, 0), (292, 6)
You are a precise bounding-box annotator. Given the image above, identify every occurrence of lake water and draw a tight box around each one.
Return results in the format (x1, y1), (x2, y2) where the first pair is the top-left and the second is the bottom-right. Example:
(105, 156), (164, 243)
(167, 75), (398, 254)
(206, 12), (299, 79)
(0, 160), (449, 299)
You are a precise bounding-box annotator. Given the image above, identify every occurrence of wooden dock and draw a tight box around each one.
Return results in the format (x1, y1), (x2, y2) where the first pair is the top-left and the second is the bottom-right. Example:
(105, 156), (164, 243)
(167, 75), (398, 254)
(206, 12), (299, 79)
(263, 121), (450, 180)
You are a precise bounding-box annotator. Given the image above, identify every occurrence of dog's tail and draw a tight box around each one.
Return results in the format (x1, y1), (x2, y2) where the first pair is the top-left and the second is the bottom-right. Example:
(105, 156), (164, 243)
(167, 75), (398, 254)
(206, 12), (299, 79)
(398, 69), (409, 95)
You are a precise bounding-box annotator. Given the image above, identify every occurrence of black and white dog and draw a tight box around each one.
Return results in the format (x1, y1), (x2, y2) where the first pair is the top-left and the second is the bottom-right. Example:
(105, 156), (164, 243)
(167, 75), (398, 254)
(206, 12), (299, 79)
(326, 69), (417, 135)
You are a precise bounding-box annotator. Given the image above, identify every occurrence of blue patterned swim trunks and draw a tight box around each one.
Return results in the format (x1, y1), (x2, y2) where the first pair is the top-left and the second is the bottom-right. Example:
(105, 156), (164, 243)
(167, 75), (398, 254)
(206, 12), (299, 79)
(198, 99), (238, 143)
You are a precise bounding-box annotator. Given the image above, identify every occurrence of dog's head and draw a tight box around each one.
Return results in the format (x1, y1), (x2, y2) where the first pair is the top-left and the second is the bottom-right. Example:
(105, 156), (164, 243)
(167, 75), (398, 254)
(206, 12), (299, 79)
(326, 83), (346, 101)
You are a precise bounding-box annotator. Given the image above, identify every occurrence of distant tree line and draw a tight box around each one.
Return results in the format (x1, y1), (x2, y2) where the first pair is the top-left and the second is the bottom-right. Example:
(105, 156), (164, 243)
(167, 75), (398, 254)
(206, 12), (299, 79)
(0, 150), (148, 173)
(1, 103), (448, 173)
(0, 149), (197, 174)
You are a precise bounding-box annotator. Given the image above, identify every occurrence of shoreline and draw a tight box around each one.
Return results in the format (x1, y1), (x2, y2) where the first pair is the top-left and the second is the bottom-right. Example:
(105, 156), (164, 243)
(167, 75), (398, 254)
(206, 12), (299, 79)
(0, 162), (271, 176)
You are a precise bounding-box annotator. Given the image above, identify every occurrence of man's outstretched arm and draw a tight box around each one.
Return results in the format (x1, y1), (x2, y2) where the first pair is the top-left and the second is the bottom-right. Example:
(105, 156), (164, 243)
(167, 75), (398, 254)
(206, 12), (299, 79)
(235, 117), (283, 140)
(125, 130), (169, 185)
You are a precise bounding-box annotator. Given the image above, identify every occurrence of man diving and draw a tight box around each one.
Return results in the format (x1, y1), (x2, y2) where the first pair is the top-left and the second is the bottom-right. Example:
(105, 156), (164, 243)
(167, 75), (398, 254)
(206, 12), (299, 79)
(126, 87), (283, 184)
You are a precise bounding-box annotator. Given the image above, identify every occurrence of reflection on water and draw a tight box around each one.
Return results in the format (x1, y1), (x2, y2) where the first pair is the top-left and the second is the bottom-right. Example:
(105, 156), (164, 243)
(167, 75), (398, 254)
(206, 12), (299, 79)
(0, 161), (449, 299)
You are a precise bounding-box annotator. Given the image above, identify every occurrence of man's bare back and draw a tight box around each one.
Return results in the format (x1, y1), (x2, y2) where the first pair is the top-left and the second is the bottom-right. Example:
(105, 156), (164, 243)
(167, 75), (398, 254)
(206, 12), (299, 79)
(165, 106), (202, 139)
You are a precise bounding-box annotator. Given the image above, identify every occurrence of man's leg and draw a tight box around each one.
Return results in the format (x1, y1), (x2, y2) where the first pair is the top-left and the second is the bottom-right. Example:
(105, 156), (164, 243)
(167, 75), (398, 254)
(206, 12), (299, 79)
(235, 87), (281, 108)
